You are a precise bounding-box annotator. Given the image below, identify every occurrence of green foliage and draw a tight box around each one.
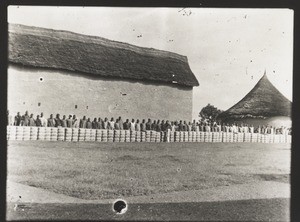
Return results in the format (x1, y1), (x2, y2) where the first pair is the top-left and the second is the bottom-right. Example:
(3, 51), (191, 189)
(199, 104), (223, 122)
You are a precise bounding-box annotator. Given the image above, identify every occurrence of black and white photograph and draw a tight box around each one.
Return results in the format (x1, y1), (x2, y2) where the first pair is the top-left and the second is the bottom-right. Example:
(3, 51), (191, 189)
(6, 6), (293, 221)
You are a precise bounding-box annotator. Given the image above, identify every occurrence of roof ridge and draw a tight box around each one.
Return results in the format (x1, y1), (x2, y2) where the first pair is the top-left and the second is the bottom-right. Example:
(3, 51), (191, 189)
(8, 23), (188, 63)
(8, 23), (199, 87)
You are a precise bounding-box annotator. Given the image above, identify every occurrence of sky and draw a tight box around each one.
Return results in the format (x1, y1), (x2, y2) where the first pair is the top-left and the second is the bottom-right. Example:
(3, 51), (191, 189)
(8, 6), (293, 119)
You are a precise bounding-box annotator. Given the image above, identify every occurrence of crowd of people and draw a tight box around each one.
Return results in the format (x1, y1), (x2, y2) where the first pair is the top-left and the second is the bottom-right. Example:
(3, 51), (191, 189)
(7, 110), (292, 135)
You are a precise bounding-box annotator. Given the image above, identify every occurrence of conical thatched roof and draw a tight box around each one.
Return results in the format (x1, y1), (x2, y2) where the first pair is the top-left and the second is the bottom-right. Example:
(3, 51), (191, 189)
(8, 24), (199, 87)
(218, 72), (292, 120)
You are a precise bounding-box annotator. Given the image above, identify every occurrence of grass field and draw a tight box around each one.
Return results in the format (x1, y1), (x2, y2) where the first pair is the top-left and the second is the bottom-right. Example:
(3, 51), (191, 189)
(7, 141), (290, 200)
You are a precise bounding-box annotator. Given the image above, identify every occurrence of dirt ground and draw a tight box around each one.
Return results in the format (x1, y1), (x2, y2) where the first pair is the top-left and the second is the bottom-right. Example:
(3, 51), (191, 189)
(7, 141), (290, 200)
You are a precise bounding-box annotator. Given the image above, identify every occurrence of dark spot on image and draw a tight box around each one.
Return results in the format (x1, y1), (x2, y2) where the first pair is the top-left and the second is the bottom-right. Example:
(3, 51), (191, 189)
(113, 200), (127, 214)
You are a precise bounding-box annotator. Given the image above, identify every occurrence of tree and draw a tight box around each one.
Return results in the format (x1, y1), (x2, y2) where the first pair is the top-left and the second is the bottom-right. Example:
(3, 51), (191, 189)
(199, 104), (223, 123)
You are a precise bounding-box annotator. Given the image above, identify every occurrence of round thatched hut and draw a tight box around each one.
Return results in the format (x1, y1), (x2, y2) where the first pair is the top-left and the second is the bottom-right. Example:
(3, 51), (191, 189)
(217, 72), (292, 127)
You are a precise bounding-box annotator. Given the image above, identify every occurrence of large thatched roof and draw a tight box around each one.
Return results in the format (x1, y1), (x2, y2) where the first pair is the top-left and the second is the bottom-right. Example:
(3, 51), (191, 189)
(8, 24), (199, 87)
(218, 73), (292, 120)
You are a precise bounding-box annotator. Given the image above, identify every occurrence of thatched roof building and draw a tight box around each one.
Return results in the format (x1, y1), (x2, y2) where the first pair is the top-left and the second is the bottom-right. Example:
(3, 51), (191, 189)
(8, 23), (199, 87)
(218, 72), (292, 126)
(7, 24), (199, 121)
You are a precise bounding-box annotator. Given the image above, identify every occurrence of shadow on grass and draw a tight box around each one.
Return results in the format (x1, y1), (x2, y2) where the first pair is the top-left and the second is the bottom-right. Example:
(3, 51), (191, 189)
(254, 174), (290, 183)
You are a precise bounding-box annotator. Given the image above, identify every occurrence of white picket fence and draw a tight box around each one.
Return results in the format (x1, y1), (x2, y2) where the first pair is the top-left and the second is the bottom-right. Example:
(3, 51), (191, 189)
(6, 126), (292, 143)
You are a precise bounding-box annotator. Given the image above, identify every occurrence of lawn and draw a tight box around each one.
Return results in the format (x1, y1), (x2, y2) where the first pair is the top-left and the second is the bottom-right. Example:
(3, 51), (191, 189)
(7, 141), (290, 200)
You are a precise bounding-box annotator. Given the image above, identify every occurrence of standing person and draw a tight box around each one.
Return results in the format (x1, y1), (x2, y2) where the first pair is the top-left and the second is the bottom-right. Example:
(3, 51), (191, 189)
(256, 125), (261, 134)
(130, 119), (136, 131)
(191, 120), (196, 131)
(195, 121), (200, 132)
(165, 120), (172, 131)
(29, 114), (36, 126)
(270, 126), (274, 135)
(36, 115), (42, 127)
(146, 119), (152, 131)
(72, 115), (79, 128)
(66, 115), (73, 128)
(140, 119), (146, 131)
(156, 120), (161, 132)
(108, 117), (115, 130)
(79, 116), (87, 128)
(67, 115), (73, 128)
(97, 118), (103, 129)
(135, 119), (141, 131)
(47, 114), (55, 127)
(161, 120), (166, 132)
(183, 121), (188, 131)
(118, 116), (124, 130)
(232, 123), (238, 133)
(171, 121), (176, 131)
(261, 125), (266, 134)
(249, 125), (254, 133)
(151, 120), (157, 131)
(187, 121), (192, 131)
(102, 117), (108, 129)
(14, 112), (21, 126)
(205, 123), (211, 132)
(199, 122), (204, 132)
(7, 110), (13, 126)
(114, 119), (120, 130)
(40, 112), (47, 127)
(55, 114), (62, 127)
(178, 120), (184, 131)
(86, 118), (92, 129)
(229, 124), (233, 133)
(244, 124), (249, 133)
(61, 115), (67, 127)
(266, 125), (271, 134)
(221, 123), (226, 132)
(213, 122), (218, 132)
(123, 119), (130, 130)
(92, 118), (98, 129)
(165, 120), (172, 142)
(22, 111), (30, 126)
(174, 121), (179, 131)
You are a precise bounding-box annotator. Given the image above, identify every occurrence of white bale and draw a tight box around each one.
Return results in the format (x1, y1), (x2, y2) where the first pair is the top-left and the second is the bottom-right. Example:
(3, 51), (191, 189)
(16, 126), (24, 134)
(7, 126), (11, 136)
(78, 137), (85, 141)
(57, 135), (65, 141)
(30, 132), (38, 140)
(91, 129), (97, 135)
(23, 126), (30, 132)
(72, 133), (79, 141)
(30, 127), (38, 133)
(287, 135), (292, 143)
(79, 128), (86, 137)
(51, 127), (58, 133)
(251, 133), (258, 143)
(222, 133), (228, 143)
(273, 135), (280, 143)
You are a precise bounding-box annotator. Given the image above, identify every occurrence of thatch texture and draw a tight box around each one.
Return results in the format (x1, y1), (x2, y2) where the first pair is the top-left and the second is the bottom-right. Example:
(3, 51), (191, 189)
(218, 73), (292, 121)
(8, 24), (199, 87)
